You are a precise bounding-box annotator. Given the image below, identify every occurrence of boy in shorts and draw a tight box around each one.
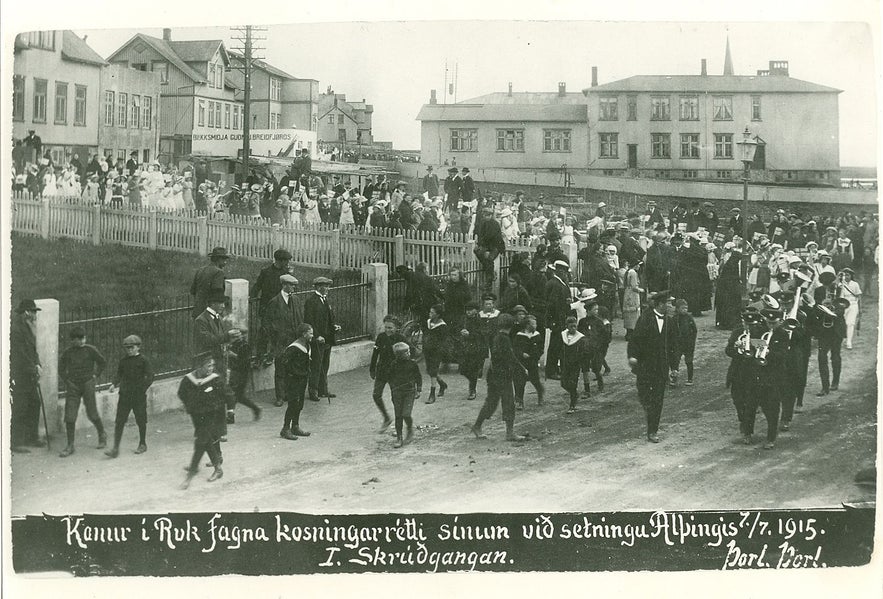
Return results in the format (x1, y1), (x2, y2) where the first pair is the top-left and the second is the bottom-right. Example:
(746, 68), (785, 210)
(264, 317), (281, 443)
(58, 327), (107, 457)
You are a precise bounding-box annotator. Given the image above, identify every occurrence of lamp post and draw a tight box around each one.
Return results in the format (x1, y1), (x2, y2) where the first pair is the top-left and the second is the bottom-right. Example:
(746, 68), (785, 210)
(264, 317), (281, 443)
(735, 127), (758, 246)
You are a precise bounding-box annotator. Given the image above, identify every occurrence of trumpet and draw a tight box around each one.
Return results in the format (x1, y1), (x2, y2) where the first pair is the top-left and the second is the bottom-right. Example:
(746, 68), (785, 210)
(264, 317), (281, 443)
(736, 328), (752, 355)
(755, 331), (773, 366)
(782, 285), (803, 333)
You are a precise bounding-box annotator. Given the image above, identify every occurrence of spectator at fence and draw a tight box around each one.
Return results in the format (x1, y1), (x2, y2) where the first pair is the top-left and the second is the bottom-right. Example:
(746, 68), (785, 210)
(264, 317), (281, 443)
(396, 263), (441, 327)
(442, 267), (472, 334)
(423, 165), (439, 198)
(191, 247), (230, 318)
(266, 274), (303, 405)
(304, 276), (340, 402)
(10, 299), (43, 453)
(58, 327), (108, 458)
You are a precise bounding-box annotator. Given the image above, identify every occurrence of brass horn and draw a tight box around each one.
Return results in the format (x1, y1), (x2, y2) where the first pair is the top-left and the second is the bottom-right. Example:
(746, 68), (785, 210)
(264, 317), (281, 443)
(760, 294), (781, 311)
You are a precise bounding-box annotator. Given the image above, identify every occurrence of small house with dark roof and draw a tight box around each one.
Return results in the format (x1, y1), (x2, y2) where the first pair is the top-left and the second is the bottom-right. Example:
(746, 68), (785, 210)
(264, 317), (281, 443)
(318, 87), (375, 148)
(12, 30), (108, 163)
(416, 82), (589, 169)
(107, 28), (242, 161)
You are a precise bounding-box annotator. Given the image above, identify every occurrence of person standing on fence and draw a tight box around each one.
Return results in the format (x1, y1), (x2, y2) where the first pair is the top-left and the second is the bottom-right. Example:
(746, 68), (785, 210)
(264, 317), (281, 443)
(58, 327), (108, 457)
(178, 352), (229, 489)
(251, 249), (293, 362)
(304, 277), (340, 402)
(191, 247), (231, 318)
(10, 299), (44, 453)
(105, 335), (153, 458)
(475, 205), (506, 293)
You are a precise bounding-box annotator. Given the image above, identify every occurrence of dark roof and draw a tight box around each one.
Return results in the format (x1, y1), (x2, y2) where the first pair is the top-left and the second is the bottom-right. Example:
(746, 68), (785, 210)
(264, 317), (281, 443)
(461, 91), (586, 105)
(585, 75), (841, 94)
(107, 34), (207, 83)
(61, 31), (107, 66)
(227, 50), (304, 80)
(416, 103), (586, 122)
(168, 40), (225, 64)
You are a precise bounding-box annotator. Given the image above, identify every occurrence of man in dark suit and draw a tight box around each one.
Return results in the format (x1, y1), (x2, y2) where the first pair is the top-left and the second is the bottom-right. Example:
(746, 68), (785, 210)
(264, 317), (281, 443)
(443, 167), (461, 212)
(645, 200), (665, 230)
(422, 165), (439, 198)
(303, 276), (340, 401)
(727, 207), (745, 239)
(461, 167), (475, 204)
(191, 247), (231, 318)
(627, 290), (676, 443)
(265, 274), (303, 406)
(251, 249), (292, 362)
(126, 151), (139, 177)
(544, 260), (573, 379)
(10, 299), (44, 452)
(194, 293), (237, 380)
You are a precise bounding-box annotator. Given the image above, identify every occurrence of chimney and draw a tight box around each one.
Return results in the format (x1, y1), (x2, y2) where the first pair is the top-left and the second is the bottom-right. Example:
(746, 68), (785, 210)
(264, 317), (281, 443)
(162, 28), (172, 42)
(591, 67), (598, 87)
(701, 59), (707, 76)
(507, 82), (513, 96)
(768, 60), (789, 76)
(429, 89), (437, 105)
(558, 82), (566, 96)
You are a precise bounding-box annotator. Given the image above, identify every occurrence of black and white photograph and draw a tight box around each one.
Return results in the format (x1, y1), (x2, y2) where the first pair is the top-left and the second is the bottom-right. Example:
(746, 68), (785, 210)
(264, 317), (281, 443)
(2, 0), (880, 596)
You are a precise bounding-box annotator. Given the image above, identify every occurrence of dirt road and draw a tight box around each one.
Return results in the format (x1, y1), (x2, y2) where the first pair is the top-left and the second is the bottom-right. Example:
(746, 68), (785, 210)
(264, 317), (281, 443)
(11, 300), (878, 515)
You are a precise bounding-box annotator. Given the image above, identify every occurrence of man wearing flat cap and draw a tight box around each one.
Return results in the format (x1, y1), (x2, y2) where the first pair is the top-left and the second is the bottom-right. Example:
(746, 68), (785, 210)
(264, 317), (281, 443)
(627, 290), (676, 443)
(265, 274), (304, 405)
(191, 247), (231, 318)
(10, 299), (44, 453)
(727, 207), (744, 239)
(304, 276), (340, 401)
(251, 249), (294, 362)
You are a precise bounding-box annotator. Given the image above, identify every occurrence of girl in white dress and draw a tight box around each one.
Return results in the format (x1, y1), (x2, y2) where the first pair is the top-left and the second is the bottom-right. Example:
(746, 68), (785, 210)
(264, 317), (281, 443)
(837, 267), (862, 349)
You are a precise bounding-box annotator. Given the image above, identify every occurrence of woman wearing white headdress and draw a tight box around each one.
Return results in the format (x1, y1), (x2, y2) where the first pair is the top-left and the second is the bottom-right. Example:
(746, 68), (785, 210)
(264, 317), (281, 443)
(302, 193), (321, 224)
(837, 267), (862, 349)
(500, 206), (520, 242)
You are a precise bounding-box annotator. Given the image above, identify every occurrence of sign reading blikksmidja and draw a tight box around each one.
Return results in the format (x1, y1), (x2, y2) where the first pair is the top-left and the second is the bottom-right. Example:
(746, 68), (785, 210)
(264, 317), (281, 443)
(11, 509), (874, 575)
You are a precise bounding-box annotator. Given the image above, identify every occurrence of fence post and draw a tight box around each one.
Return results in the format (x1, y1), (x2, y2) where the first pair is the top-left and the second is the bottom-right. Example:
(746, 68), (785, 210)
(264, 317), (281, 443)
(394, 234), (405, 267)
(34, 299), (61, 436)
(197, 216), (208, 256)
(465, 238), (477, 268)
(91, 204), (101, 246)
(271, 223), (282, 253)
(362, 262), (389, 338)
(225, 278), (249, 330)
(40, 198), (50, 240)
(330, 229), (341, 270)
(148, 209), (158, 250)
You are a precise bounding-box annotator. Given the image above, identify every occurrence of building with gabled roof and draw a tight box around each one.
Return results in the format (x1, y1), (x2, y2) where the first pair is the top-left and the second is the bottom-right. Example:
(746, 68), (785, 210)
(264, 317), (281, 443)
(107, 28), (242, 162)
(226, 50), (319, 133)
(318, 87), (374, 148)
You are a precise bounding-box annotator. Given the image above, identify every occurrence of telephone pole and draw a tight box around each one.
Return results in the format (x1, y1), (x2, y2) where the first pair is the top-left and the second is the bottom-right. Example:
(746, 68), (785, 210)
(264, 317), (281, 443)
(230, 25), (266, 182)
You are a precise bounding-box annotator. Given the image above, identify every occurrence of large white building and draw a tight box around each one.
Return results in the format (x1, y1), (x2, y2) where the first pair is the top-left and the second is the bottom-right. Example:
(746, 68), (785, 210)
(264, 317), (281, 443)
(417, 49), (842, 186)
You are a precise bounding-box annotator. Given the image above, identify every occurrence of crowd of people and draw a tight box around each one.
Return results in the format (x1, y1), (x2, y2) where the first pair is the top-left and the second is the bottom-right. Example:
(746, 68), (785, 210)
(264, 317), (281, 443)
(8, 152), (878, 487)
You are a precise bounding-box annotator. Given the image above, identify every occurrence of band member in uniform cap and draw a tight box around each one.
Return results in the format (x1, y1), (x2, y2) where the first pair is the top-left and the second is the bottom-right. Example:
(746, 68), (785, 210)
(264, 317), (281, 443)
(627, 290), (676, 443)
(544, 259), (572, 379)
(753, 307), (791, 449)
(811, 301), (847, 396)
(178, 352), (231, 489)
(303, 276), (340, 401)
(725, 310), (765, 443)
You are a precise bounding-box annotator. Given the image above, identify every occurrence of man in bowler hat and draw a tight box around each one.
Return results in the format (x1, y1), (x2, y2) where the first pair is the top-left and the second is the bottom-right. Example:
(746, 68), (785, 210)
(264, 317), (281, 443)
(10, 299), (44, 453)
(303, 276), (340, 401)
(191, 247), (231, 318)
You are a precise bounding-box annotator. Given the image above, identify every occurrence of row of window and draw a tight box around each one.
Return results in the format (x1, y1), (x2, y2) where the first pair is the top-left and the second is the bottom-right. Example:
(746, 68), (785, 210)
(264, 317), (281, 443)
(103, 91), (153, 129)
(600, 169), (830, 181)
(19, 31), (55, 51)
(598, 133), (737, 159)
(598, 95), (761, 122)
(197, 99), (242, 130)
(449, 129), (573, 153)
(13, 76), (87, 126)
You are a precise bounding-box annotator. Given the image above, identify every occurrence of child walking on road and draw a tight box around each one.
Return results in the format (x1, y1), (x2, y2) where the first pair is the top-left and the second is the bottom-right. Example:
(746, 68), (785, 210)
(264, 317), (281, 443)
(105, 335), (153, 458)
(388, 342), (422, 448)
(670, 299), (698, 386)
(513, 314), (545, 409)
(370, 316), (406, 431)
(59, 327), (108, 457)
(423, 304), (449, 404)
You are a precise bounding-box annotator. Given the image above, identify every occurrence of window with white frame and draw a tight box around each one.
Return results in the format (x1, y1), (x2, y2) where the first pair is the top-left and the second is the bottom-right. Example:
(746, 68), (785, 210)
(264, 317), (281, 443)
(270, 112), (281, 129)
(650, 96), (670, 120)
(208, 101), (215, 127)
(215, 64), (224, 89)
(626, 95), (637, 121)
(233, 105), (240, 129)
(117, 92), (127, 127)
(74, 85), (86, 126)
(54, 81), (68, 124)
(33, 78), (47, 123)
(198, 99), (206, 127)
(214, 102), (221, 128)
(152, 61), (169, 84)
(650, 133), (671, 158)
(751, 95), (762, 121)
(450, 128), (478, 152)
(716, 170), (732, 179)
(713, 96), (733, 120)
(209, 64), (216, 88)
(544, 129), (572, 152)
(104, 90), (114, 126)
(714, 133), (733, 158)
(496, 129), (524, 152)
(130, 95), (140, 129)
(679, 96), (699, 120)
(683, 170), (698, 179)
(328, 115), (335, 124)
(142, 96), (151, 129)
(270, 78), (281, 101)
(680, 133), (700, 158)
(225, 104), (231, 129)
(599, 97), (618, 121)
(13, 76), (25, 121)
(599, 133), (618, 158)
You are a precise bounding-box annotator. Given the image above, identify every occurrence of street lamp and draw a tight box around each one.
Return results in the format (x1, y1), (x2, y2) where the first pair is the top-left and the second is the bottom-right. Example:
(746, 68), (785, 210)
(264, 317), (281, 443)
(735, 127), (758, 246)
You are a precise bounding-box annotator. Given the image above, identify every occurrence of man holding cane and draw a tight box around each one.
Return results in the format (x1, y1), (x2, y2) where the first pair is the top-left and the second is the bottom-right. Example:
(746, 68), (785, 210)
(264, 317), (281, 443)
(10, 299), (46, 453)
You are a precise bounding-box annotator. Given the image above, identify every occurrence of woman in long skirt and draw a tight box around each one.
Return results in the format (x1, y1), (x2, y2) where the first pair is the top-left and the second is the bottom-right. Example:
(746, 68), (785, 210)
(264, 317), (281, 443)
(622, 258), (643, 340)
(715, 249), (744, 330)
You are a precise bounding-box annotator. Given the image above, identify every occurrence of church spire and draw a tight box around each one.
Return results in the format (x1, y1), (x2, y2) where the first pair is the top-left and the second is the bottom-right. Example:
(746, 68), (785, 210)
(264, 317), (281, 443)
(723, 36), (734, 75)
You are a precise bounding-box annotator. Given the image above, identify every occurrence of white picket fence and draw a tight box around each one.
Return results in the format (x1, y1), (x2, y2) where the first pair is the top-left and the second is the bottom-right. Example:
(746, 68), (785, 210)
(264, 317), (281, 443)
(10, 193), (531, 274)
